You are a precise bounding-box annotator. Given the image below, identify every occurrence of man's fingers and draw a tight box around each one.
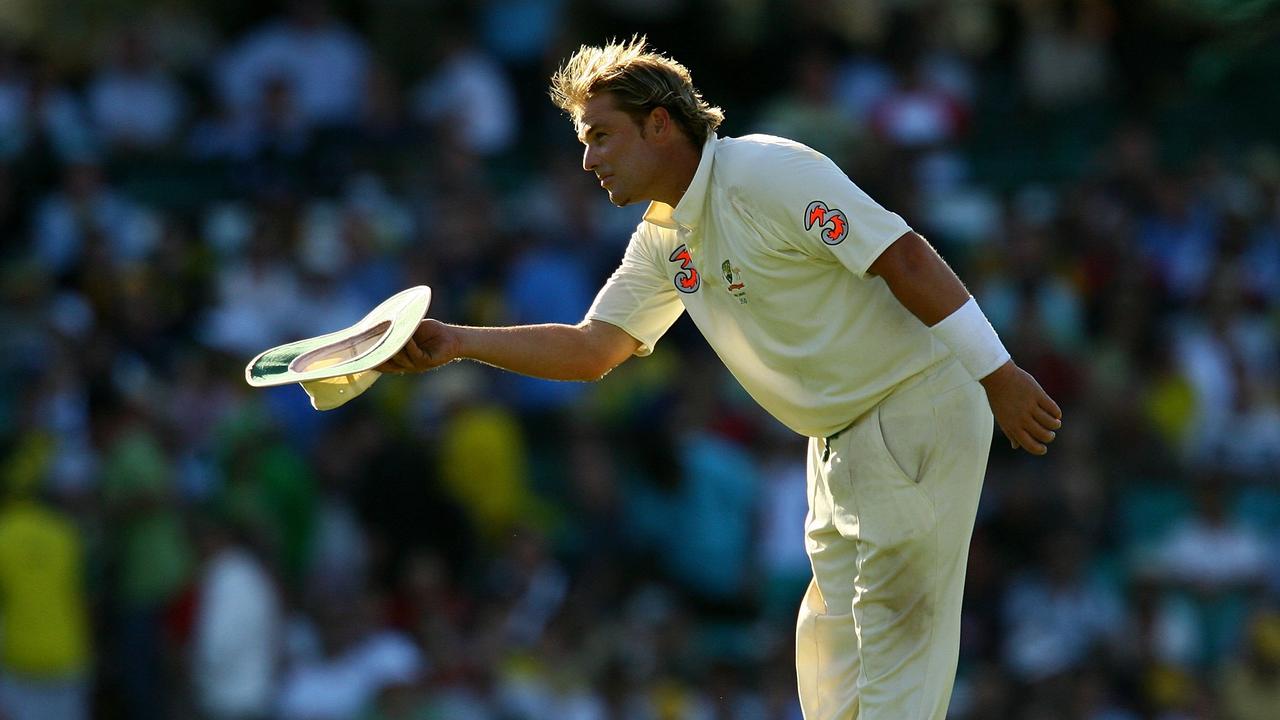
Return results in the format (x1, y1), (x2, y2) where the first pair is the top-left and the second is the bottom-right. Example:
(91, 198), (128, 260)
(376, 337), (445, 375)
(1017, 430), (1048, 455)
(403, 337), (426, 363)
(1039, 395), (1063, 420)
(1033, 407), (1062, 430)
(1024, 425), (1054, 443)
(1028, 422), (1057, 444)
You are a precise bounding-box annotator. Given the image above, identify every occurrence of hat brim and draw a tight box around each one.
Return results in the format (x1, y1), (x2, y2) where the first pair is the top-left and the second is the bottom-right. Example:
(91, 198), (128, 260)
(244, 285), (432, 387)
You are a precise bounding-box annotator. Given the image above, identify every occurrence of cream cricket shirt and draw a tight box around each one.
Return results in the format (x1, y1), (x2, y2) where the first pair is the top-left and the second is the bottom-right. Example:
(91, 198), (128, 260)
(587, 133), (949, 438)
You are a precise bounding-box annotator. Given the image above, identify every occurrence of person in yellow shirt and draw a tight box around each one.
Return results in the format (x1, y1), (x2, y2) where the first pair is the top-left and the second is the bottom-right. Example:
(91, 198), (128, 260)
(378, 37), (1062, 720)
(0, 434), (91, 720)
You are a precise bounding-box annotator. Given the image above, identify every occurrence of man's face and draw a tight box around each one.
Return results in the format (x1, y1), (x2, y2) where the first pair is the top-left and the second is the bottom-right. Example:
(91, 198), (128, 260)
(578, 93), (659, 207)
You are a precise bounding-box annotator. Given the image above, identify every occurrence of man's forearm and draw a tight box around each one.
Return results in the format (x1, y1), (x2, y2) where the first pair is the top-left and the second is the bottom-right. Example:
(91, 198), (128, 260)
(869, 231), (970, 325)
(871, 231), (1011, 380)
(454, 322), (628, 382)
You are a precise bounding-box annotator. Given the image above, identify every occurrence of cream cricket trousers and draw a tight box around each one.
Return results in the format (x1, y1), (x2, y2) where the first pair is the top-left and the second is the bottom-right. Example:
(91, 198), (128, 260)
(796, 358), (993, 720)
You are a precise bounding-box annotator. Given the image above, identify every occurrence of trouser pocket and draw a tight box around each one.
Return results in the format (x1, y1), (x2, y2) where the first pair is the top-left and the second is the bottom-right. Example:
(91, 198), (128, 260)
(825, 400), (935, 550)
(875, 380), (938, 485)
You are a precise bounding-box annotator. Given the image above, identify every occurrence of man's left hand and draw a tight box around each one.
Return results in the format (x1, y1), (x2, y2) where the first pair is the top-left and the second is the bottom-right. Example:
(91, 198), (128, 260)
(979, 361), (1062, 455)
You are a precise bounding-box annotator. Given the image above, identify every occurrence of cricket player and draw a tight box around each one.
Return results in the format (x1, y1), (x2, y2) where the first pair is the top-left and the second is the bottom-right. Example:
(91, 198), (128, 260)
(379, 37), (1062, 720)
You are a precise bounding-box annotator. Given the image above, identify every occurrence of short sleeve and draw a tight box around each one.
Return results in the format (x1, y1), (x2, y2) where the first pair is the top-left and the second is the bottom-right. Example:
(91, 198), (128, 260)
(585, 224), (685, 356)
(737, 140), (911, 277)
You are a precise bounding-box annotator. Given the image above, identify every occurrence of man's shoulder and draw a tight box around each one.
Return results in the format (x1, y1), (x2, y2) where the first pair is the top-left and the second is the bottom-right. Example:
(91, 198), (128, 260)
(715, 134), (831, 188)
(717, 133), (823, 163)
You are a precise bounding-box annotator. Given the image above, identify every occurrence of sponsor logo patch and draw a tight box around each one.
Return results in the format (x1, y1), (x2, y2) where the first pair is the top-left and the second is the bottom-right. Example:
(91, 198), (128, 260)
(669, 244), (700, 293)
(804, 200), (849, 245)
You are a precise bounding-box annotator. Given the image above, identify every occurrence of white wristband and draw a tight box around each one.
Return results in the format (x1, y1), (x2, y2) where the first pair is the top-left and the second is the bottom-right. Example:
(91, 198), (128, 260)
(930, 297), (1010, 380)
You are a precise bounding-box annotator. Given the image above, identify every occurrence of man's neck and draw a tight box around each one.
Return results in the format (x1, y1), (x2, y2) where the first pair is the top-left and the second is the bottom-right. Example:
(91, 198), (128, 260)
(654, 139), (703, 208)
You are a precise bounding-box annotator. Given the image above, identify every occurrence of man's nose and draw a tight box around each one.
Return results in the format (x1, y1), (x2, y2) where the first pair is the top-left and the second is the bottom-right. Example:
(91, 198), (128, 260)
(582, 145), (598, 172)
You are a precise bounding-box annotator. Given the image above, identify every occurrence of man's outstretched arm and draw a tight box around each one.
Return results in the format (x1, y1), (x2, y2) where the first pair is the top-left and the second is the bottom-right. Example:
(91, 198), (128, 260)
(868, 230), (1063, 455)
(375, 318), (642, 382)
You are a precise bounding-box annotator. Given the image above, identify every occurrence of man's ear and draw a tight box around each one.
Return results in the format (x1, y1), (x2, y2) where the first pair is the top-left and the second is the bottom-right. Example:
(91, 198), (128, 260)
(648, 106), (672, 141)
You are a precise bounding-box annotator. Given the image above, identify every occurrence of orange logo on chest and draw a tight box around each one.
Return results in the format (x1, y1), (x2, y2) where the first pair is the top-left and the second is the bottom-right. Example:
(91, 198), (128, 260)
(669, 244), (700, 293)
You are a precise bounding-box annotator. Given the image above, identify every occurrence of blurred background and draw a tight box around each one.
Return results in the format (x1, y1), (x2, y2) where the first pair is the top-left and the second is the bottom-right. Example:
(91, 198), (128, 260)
(0, 0), (1278, 718)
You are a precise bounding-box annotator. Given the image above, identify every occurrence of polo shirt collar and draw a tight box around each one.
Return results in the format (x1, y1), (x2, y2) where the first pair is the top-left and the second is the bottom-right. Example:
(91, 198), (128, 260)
(642, 133), (718, 231)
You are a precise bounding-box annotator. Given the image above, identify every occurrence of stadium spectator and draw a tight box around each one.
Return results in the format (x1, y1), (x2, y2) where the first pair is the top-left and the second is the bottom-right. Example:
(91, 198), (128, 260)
(868, 54), (969, 151)
(0, 54), (94, 162)
(201, 209), (307, 355)
(214, 0), (371, 129)
(189, 516), (283, 720)
(1001, 530), (1126, 681)
(30, 160), (155, 276)
(101, 418), (193, 720)
(1148, 474), (1269, 665)
(1017, 0), (1114, 110)
(0, 434), (92, 720)
(1174, 275), (1278, 467)
(275, 593), (424, 720)
(87, 29), (185, 151)
(411, 31), (518, 156)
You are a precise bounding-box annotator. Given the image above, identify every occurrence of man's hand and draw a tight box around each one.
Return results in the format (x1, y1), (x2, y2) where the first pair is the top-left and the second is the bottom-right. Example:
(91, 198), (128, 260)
(376, 319), (460, 374)
(979, 361), (1062, 455)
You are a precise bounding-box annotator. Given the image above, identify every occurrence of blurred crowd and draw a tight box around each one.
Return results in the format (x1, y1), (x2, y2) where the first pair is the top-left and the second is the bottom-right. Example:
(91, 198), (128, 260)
(0, 1), (1278, 719)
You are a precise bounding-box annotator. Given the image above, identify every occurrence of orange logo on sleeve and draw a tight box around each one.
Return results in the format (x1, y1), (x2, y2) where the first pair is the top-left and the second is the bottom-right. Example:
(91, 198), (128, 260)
(804, 200), (849, 245)
(669, 244), (700, 293)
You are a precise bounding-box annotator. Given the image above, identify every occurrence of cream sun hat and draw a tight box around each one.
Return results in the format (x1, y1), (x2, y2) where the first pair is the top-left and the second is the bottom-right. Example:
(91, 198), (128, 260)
(245, 285), (432, 410)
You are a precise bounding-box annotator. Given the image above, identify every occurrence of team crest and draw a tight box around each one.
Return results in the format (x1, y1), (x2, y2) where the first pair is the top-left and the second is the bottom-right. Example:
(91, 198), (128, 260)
(804, 200), (849, 245)
(721, 259), (748, 304)
(669, 244), (700, 293)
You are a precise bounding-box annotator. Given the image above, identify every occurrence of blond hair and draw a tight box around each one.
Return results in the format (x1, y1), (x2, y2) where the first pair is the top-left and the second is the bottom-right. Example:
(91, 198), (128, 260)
(549, 35), (724, 148)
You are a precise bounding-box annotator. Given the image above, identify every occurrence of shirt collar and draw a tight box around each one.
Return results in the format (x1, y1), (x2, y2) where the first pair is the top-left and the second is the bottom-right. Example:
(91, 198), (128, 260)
(642, 133), (718, 231)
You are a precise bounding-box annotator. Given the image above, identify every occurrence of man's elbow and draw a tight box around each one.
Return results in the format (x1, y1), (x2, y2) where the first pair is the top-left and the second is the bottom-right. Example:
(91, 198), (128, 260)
(577, 353), (626, 382)
(572, 321), (637, 382)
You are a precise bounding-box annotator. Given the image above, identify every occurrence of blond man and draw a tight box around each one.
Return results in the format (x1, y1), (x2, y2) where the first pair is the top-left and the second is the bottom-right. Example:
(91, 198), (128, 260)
(380, 37), (1062, 719)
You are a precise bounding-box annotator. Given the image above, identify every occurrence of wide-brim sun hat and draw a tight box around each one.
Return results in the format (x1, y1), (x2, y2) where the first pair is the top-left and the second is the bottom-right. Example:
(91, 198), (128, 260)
(244, 285), (432, 410)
